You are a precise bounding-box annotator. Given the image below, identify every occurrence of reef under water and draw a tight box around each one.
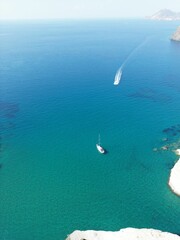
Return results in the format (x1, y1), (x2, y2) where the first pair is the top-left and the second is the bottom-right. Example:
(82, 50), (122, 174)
(128, 88), (171, 103)
(153, 124), (180, 154)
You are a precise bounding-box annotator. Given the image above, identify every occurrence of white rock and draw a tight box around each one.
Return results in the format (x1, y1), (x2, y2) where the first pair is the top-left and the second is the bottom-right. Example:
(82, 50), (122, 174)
(169, 158), (180, 196)
(174, 149), (180, 156)
(66, 228), (180, 240)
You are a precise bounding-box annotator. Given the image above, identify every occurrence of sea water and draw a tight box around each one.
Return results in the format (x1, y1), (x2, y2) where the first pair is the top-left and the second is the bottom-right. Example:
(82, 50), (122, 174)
(0, 20), (180, 240)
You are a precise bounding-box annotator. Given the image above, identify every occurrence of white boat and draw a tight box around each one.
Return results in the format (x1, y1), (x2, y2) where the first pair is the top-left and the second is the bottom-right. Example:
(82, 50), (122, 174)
(96, 134), (105, 154)
(114, 69), (122, 85)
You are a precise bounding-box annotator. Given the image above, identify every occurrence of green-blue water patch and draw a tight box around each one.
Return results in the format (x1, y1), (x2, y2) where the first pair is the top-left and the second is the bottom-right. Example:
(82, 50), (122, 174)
(0, 20), (180, 240)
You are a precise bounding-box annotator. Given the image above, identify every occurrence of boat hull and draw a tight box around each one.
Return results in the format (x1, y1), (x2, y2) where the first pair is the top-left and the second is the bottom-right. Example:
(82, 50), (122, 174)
(96, 144), (105, 154)
(114, 70), (122, 85)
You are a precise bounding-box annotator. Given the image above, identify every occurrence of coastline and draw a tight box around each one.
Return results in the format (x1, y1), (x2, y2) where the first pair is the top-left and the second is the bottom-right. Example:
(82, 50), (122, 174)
(66, 228), (180, 240)
(171, 26), (180, 41)
(168, 149), (180, 196)
(66, 150), (180, 240)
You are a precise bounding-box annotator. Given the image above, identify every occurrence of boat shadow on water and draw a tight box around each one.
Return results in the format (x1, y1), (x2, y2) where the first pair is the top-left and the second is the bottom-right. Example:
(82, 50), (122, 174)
(103, 149), (108, 155)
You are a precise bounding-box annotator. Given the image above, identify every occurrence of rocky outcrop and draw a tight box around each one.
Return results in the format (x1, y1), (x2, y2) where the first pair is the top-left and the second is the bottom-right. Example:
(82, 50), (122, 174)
(66, 228), (180, 240)
(171, 26), (180, 42)
(146, 9), (180, 21)
(169, 148), (180, 196)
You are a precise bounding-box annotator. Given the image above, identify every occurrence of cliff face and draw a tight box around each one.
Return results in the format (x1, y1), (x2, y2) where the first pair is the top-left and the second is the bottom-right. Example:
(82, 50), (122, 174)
(171, 26), (180, 42)
(146, 9), (180, 20)
(169, 149), (180, 196)
(66, 228), (180, 240)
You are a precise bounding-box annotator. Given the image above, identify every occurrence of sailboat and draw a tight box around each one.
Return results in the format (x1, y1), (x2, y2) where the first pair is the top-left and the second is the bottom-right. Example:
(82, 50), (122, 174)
(114, 68), (122, 85)
(96, 134), (105, 154)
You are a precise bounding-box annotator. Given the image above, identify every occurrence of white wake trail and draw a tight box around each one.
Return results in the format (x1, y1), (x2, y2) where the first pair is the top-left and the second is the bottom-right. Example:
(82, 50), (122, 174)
(121, 38), (148, 70)
(114, 38), (149, 85)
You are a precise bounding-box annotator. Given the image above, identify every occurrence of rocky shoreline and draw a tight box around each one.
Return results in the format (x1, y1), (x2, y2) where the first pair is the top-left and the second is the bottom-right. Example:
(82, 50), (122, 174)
(66, 228), (180, 240)
(66, 159), (180, 240)
(66, 150), (180, 240)
(169, 159), (180, 196)
(169, 149), (180, 196)
(66, 149), (180, 240)
(171, 26), (180, 42)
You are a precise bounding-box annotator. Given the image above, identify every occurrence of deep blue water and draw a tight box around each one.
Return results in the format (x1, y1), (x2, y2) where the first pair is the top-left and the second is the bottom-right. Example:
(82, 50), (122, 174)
(0, 20), (180, 240)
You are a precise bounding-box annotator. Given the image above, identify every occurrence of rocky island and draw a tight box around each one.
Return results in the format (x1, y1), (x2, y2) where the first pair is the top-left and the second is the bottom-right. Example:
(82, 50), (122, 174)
(146, 9), (180, 21)
(171, 26), (180, 42)
(66, 228), (180, 240)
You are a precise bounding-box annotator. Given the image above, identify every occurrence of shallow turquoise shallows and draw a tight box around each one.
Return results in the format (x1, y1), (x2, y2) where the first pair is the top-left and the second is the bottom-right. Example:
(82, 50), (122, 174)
(0, 20), (180, 240)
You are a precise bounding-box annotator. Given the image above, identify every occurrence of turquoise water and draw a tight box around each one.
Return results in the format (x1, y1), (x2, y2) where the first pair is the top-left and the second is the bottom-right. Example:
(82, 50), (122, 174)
(0, 20), (180, 239)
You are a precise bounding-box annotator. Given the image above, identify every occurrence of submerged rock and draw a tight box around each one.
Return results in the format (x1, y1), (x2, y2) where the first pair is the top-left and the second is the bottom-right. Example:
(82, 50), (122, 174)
(174, 149), (180, 155)
(66, 228), (180, 240)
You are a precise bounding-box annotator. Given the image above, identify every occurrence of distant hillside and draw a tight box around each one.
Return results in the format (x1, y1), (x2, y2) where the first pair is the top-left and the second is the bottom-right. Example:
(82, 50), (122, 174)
(146, 9), (180, 20)
(171, 26), (180, 41)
